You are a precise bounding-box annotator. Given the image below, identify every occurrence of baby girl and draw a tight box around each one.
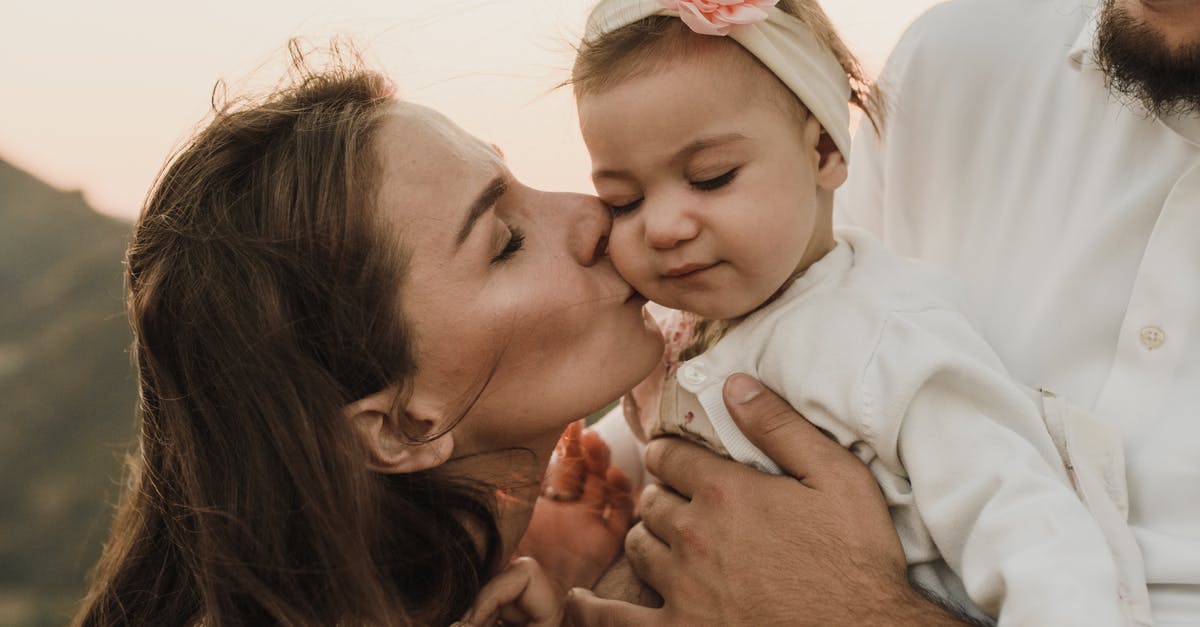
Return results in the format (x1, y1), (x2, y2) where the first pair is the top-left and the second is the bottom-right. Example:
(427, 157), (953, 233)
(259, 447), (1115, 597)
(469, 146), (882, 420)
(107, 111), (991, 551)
(567, 0), (1150, 625)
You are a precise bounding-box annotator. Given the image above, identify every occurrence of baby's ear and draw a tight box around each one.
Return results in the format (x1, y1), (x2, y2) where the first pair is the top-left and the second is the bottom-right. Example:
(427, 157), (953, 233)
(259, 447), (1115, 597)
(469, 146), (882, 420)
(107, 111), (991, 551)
(344, 387), (454, 474)
(814, 128), (848, 192)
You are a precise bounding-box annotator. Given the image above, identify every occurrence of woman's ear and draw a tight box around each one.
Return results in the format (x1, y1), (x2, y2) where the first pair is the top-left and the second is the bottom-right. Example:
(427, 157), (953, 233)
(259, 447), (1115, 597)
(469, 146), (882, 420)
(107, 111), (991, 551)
(344, 388), (454, 474)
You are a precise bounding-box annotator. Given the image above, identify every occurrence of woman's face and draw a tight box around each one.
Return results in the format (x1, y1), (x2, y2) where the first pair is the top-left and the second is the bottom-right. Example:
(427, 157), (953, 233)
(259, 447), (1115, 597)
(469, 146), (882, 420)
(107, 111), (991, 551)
(375, 103), (663, 457)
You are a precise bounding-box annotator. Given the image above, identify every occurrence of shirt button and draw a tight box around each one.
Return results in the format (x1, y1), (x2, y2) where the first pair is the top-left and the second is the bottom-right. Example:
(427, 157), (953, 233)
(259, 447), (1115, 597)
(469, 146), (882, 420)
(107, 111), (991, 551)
(1139, 326), (1166, 351)
(681, 362), (707, 386)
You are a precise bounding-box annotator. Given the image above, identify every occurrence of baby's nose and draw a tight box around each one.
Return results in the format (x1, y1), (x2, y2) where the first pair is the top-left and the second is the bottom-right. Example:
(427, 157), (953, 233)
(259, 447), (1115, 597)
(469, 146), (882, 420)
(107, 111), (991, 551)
(644, 204), (700, 250)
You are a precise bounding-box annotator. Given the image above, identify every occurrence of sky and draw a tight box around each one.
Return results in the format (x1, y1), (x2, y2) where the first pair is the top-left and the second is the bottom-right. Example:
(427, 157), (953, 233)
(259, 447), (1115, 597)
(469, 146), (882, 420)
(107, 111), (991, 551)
(0, 0), (944, 220)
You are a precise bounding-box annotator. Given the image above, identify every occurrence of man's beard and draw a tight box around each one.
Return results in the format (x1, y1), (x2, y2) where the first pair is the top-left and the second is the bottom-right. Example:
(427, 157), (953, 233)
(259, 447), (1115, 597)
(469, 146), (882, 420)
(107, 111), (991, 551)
(1094, 0), (1200, 117)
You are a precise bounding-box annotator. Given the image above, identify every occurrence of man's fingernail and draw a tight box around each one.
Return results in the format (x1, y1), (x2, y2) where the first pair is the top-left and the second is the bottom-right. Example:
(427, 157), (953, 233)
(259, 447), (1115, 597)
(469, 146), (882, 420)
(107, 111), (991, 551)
(726, 373), (764, 405)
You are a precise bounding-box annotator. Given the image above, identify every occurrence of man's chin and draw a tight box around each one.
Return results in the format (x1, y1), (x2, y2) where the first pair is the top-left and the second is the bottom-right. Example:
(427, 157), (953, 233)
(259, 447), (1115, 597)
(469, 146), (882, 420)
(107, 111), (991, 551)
(1096, 0), (1200, 117)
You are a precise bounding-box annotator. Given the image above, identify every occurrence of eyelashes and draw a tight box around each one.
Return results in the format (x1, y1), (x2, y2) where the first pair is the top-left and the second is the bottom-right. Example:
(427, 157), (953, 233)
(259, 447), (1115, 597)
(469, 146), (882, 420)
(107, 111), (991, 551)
(605, 168), (740, 218)
(491, 226), (525, 264)
(609, 199), (642, 217)
(691, 168), (738, 191)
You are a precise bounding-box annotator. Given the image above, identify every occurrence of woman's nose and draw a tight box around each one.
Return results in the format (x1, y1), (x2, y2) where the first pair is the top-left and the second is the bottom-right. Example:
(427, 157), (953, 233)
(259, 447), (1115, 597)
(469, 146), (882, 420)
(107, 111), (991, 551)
(558, 192), (611, 266)
(644, 201), (699, 250)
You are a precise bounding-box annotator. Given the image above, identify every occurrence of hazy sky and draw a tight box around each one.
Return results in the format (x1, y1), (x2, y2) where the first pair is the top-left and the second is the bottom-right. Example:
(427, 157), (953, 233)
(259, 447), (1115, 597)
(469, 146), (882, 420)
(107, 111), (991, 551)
(0, 0), (943, 219)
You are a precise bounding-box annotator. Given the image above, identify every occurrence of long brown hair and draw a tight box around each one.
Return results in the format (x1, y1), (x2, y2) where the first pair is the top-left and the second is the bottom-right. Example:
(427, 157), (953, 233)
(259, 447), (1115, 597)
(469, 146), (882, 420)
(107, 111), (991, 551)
(74, 44), (499, 627)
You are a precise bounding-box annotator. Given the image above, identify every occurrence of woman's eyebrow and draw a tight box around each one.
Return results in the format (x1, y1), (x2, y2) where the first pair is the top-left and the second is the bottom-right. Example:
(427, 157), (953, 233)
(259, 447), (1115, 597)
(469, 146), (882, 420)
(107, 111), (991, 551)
(455, 175), (508, 249)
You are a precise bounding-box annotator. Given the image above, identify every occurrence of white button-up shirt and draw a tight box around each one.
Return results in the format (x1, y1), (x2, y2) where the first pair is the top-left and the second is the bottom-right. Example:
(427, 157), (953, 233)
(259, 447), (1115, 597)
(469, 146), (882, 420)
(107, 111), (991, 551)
(837, 1), (1200, 623)
(607, 230), (1146, 625)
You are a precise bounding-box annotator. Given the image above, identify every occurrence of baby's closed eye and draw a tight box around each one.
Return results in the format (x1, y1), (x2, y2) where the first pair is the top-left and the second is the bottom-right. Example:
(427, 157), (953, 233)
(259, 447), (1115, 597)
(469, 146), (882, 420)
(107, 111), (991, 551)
(689, 167), (739, 191)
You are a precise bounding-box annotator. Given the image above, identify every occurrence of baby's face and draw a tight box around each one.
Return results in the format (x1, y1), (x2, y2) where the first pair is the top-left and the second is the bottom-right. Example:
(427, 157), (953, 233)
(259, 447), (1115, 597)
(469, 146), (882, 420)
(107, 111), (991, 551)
(578, 46), (834, 319)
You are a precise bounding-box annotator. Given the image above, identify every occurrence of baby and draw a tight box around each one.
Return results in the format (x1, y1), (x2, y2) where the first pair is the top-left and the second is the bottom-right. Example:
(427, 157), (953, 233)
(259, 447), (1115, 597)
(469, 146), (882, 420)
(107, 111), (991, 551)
(566, 0), (1153, 625)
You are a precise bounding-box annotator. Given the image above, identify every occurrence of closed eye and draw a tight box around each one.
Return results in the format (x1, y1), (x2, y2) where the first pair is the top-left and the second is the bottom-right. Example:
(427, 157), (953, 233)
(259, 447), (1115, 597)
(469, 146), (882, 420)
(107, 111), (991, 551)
(691, 168), (738, 191)
(607, 198), (643, 217)
(491, 226), (525, 264)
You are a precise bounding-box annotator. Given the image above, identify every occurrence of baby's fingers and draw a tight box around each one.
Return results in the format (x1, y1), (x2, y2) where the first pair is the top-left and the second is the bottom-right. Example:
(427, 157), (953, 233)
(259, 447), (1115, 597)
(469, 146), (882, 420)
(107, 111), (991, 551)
(462, 557), (564, 627)
(544, 422), (586, 501)
(579, 428), (611, 475)
(605, 465), (634, 534)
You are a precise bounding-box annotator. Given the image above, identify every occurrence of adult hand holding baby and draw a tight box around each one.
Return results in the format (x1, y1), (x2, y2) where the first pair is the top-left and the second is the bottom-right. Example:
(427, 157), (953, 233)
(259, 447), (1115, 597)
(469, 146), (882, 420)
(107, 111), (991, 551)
(567, 374), (970, 626)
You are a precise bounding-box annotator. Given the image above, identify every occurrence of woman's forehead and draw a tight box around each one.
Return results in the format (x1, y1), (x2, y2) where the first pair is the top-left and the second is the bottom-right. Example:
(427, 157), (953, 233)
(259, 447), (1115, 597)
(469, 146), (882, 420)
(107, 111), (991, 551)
(375, 103), (500, 224)
(381, 102), (494, 162)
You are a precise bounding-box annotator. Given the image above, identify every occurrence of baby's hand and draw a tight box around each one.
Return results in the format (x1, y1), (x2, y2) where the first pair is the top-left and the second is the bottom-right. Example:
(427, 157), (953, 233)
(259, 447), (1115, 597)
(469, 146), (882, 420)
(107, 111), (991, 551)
(518, 421), (634, 591)
(458, 557), (563, 627)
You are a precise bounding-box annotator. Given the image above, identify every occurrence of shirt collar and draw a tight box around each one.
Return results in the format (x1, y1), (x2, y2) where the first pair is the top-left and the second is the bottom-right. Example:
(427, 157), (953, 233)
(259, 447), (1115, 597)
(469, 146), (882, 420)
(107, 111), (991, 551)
(1068, 3), (1102, 70)
(756, 237), (853, 314)
(1067, 3), (1200, 145)
(1165, 114), (1200, 147)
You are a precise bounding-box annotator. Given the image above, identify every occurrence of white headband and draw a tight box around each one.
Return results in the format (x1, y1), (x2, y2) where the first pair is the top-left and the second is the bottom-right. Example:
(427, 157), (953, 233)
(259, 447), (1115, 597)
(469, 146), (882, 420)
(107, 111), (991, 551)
(583, 0), (853, 158)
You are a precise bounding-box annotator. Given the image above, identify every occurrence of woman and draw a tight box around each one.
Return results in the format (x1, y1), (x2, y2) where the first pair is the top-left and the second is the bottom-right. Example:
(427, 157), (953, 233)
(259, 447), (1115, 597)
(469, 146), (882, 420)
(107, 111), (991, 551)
(73, 49), (662, 626)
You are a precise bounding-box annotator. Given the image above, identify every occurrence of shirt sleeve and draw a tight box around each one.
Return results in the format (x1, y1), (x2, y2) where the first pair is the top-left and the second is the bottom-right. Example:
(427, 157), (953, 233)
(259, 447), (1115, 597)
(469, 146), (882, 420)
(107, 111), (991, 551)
(834, 8), (923, 234)
(833, 5), (937, 236)
(835, 113), (886, 234)
(865, 308), (1126, 626)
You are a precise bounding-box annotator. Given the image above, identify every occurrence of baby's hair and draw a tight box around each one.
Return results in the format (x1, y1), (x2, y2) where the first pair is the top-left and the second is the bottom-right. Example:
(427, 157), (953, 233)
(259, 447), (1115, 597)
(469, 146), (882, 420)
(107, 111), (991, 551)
(571, 0), (882, 132)
(572, 1), (881, 344)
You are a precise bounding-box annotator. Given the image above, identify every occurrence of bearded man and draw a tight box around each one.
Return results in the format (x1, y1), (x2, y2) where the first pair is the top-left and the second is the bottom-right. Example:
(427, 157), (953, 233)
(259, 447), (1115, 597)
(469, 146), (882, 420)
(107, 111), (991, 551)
(837, 0), (1200, 624)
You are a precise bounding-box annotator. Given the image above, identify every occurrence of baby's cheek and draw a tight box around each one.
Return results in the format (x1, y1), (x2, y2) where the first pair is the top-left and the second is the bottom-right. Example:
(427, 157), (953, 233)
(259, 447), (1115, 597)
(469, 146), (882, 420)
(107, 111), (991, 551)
(608, 234), (647, 285)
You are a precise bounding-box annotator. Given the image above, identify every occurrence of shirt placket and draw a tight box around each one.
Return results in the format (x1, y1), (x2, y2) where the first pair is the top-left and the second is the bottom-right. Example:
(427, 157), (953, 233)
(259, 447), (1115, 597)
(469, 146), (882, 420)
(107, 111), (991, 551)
(1093, 160), (1200, 448)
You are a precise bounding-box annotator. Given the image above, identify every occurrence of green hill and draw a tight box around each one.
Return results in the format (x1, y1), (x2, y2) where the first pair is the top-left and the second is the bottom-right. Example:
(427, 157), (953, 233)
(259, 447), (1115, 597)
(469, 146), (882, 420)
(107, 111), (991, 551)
(0, 158), (136, 626)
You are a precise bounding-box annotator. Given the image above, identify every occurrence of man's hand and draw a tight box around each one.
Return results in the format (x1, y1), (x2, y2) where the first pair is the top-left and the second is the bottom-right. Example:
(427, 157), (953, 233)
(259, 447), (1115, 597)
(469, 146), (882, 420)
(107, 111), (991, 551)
(567, 374), (967, 626)
(518, 421), (634, 591)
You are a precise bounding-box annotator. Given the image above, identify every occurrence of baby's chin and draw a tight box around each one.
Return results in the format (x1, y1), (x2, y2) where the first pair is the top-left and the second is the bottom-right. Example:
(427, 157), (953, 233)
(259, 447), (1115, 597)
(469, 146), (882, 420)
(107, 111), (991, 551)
(647, 291), (759, 321)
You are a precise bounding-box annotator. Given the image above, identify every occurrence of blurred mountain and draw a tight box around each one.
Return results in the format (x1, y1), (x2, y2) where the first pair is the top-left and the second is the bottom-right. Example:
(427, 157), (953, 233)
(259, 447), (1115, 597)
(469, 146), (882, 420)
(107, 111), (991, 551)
(0, 158), (135, 626)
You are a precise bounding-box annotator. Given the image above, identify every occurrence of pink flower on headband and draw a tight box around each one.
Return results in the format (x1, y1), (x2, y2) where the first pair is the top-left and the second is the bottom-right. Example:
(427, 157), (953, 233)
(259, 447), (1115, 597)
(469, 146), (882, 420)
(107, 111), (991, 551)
(657, 0), (779, 36)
